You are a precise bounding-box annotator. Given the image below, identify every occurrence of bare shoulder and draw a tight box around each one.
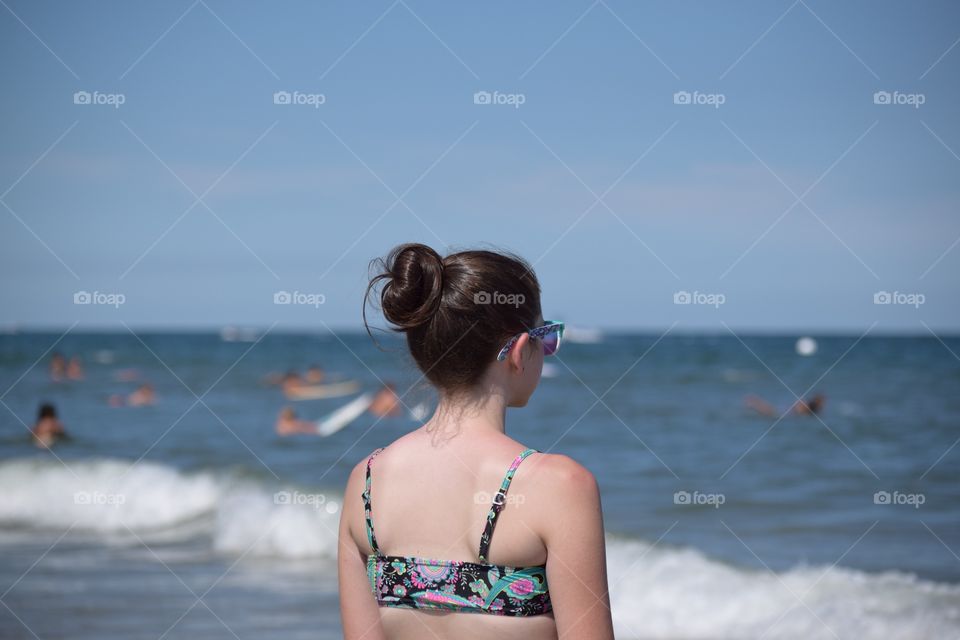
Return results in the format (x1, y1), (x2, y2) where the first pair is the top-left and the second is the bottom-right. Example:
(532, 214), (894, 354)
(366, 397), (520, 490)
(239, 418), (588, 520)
(527, 452), (600, 502)
(520, 453), (603, 549)
(531, 452), (596, 482)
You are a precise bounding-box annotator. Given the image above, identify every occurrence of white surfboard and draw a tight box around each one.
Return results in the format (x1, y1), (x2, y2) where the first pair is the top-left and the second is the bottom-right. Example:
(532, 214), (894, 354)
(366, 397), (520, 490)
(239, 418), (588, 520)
(285, 380), (360, 401)
(316, 392), (374, 436)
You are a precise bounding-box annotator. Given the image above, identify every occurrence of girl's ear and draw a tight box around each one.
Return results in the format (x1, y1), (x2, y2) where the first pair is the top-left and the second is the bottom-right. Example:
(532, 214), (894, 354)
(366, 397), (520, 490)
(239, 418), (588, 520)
(508, 333), (530, 372)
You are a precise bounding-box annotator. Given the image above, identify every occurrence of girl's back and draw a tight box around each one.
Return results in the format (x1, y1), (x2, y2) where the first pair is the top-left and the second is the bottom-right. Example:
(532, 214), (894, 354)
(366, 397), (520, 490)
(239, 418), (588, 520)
(350, 431), (558, 639)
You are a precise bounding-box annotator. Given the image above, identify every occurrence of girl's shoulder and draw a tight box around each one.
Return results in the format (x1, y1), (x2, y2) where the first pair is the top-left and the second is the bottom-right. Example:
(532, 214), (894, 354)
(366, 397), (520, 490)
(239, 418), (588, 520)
(527, 451), (597, 485)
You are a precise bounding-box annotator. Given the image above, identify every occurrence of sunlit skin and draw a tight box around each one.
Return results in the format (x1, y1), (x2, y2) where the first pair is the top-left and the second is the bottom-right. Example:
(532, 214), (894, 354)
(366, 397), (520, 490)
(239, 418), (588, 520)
(275, 406), (318, 436)
(368, 384), (403, 419)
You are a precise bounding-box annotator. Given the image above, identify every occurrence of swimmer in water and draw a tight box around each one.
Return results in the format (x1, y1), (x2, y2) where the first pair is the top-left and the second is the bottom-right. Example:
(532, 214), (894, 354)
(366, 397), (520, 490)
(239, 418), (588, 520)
(304, 365), (325, 384)
(792, 394), (825, 416)
(109, 383), (156, 407)
(128, 383), (156, 407)
(275, 406), (318, 436)
(281, 371), (306, 397)
(67, 356), (84, 381)
(745, 393), (826, 417)
(49, 352), (67, 381)
(32, 402), (67, 448)
(368, 382), (403, 418)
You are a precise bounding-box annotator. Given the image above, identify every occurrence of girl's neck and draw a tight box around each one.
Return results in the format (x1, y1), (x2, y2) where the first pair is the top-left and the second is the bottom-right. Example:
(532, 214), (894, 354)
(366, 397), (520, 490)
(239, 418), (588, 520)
(427, 386), (508, 438)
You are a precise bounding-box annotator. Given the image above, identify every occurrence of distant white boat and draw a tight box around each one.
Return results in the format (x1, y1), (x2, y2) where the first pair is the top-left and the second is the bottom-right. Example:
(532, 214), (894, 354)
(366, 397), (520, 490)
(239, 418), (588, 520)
(541, 363), (561, 378)
(220, 326), (261, 342)
(564, 325), (603, 344)
(795, 336), (818, 356)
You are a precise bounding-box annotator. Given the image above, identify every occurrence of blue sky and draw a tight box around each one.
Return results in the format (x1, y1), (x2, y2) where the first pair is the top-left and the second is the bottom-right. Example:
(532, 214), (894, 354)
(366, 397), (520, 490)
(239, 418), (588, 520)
(1, 1), (958, 333)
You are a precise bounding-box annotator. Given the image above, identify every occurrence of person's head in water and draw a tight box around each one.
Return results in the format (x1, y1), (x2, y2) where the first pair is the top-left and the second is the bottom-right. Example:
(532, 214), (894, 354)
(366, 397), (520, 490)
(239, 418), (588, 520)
(37, 403), (57, 421)
(49, 352), (66, 377)
(365, 243), (548, 407)
(806, 394), (825, 415)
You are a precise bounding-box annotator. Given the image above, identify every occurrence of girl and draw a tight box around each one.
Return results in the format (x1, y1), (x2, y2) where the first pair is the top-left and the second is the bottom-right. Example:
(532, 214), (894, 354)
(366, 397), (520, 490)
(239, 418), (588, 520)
(338, 243), (614, 640)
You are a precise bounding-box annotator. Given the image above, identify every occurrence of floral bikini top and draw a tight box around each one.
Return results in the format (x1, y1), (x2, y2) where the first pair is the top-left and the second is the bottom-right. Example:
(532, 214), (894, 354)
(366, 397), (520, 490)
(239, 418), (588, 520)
(363, 447), (552, 616)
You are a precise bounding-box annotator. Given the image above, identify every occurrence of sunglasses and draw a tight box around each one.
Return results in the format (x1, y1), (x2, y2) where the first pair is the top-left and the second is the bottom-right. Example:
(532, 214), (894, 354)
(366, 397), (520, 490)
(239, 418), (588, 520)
(496, 321), (565, 362)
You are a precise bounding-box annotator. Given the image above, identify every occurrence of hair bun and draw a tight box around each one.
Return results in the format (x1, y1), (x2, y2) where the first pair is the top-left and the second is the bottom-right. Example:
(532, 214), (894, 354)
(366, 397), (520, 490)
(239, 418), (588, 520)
(378, 243), (444, 330)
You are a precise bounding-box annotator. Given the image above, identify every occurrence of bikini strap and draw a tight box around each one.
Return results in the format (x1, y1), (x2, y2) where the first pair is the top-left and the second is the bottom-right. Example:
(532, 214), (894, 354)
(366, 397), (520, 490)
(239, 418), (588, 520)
(361, 447), (385, 554)
(477, 448), (537, 563)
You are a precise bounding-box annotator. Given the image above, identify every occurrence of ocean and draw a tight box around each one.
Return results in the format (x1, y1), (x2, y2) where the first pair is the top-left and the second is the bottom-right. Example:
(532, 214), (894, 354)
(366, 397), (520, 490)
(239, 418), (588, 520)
(0, 330), (958, 639)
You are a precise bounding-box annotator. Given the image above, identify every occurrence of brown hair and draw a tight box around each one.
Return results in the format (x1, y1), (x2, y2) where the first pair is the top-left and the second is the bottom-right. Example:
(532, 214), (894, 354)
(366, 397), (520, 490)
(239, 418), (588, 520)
(364, 243), (542, 392)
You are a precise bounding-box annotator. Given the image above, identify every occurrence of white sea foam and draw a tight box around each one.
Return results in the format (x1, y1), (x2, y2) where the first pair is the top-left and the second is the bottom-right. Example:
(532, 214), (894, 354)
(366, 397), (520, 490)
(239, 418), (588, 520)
(0, 457), (220, 531)
(607, 536), (960, 639)
(0, 457), (341, 559)
(1, 458), (958, 638)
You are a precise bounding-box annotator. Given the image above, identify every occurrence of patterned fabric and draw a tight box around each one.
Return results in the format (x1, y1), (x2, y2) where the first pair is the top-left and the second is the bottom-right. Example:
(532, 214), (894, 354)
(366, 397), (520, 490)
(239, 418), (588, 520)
(363, 447), (552, 616)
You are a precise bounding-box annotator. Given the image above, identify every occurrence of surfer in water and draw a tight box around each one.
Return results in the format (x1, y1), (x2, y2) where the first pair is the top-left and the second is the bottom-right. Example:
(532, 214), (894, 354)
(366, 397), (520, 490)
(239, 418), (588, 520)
(275, 406), (319, 436)
(745, 393), (826, 417)
(32, 402), (67, 448)
(281, 371), (307, 397)
(276, 383), (406, 437)
(305, 365), (325, 384)
(264, 367), (321, 386)
(368, 383), (402, 418)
